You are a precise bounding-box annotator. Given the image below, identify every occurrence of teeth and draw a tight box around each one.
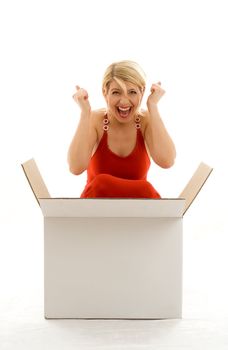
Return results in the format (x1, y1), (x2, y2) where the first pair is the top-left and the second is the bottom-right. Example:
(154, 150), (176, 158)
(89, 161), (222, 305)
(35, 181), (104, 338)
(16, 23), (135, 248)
(118, 107), (131, 111)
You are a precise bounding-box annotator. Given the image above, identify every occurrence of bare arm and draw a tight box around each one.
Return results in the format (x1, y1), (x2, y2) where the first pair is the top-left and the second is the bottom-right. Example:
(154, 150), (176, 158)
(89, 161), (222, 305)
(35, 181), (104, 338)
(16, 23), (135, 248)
(67, 86), (98, 175)
(144, 82), (176, 168)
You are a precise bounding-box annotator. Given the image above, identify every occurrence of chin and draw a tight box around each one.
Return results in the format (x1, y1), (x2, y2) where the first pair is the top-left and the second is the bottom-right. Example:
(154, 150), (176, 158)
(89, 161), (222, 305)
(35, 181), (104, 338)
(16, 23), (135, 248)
(114, 107), (135, 123)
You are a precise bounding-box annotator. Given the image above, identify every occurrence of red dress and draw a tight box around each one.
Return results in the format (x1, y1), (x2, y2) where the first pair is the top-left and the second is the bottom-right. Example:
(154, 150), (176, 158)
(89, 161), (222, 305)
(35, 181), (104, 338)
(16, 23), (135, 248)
(80, 116), (161, 199)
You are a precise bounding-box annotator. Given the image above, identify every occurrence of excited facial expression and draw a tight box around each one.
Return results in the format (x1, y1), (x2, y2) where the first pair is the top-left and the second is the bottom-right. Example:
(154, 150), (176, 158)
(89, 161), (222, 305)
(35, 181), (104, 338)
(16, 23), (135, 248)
(103, 80), (143, 124)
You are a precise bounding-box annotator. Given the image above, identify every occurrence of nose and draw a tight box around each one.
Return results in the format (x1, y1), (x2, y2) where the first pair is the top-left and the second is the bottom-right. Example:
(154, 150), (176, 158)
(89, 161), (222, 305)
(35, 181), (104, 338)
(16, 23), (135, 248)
(119, 94), (130, 105)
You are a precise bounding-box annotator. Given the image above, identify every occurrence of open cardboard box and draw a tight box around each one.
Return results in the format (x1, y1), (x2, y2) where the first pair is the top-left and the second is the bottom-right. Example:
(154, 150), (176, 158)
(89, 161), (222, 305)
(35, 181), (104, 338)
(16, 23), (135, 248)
(22, 159), (212, 319)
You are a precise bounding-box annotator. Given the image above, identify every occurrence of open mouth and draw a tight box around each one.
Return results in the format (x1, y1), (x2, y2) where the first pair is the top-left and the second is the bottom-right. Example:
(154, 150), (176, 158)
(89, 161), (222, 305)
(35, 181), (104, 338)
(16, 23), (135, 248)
(116, 106), (132, 118)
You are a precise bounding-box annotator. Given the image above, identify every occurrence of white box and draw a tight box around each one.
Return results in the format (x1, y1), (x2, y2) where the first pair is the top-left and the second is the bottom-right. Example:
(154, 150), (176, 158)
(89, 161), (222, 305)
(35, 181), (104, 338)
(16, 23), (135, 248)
(22, 159), (212, 319)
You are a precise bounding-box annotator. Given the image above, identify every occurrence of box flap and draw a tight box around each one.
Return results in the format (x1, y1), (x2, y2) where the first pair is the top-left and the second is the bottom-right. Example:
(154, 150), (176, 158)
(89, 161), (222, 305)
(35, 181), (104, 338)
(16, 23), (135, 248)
(179, 162), (213, 215)
(21, 158), (51, 205)
(39, 198), (185, 218)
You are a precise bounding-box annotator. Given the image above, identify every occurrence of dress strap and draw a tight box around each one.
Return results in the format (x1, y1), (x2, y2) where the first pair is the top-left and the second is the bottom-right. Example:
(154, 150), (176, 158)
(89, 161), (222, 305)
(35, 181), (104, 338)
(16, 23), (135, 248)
(134, 115), (141, 129)
(103, 113), (110, 131)
(102, 112), (141, 131)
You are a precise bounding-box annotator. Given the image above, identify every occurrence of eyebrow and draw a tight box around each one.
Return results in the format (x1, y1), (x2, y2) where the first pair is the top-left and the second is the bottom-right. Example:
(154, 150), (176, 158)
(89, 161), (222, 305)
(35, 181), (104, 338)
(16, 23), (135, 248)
(110, 88), (137, 92)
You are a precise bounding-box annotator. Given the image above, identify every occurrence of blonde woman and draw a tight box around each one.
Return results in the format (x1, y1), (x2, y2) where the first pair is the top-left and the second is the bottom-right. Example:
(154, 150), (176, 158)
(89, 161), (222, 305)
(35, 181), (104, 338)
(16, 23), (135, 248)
(68, 60), (176, 198)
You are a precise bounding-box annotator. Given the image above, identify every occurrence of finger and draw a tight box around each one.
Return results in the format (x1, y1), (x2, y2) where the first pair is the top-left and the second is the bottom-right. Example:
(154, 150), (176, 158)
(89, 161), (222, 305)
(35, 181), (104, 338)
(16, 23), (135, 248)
(151, 83), (158, 88)
(150, 85), (159, 92)
(83, 91), (89, 100)
(151, 83), (162, 92)
(152, 82), (161, 88)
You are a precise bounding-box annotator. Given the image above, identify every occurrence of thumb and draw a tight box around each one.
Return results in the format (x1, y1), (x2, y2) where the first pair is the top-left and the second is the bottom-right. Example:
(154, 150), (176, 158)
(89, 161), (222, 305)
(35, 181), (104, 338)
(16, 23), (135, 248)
(157, 81), (161, 85)
(76, 85), (80, 90)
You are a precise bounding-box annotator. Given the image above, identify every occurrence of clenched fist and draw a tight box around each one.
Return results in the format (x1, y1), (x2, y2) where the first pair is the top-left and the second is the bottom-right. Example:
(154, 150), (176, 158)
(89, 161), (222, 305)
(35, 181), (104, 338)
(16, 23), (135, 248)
(147, 82), (165, 109)
(72, 85), (91, 113)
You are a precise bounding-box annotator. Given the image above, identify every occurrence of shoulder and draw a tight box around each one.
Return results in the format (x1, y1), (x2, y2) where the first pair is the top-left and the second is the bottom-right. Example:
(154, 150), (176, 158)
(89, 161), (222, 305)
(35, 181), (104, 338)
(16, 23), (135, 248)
(91, 108), (106, 121)
(139, 108), (149, 119)
(90, 108), (106, 137)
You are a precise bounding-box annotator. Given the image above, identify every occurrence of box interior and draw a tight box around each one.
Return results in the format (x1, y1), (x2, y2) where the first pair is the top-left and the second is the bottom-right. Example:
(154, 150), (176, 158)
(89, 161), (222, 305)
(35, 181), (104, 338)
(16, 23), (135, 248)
(21, 158), (213, 216)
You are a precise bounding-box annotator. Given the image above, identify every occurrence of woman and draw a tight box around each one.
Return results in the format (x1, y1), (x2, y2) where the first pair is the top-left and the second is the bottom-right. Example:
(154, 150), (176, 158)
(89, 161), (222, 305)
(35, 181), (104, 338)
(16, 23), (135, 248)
(68, 60), (176, 198)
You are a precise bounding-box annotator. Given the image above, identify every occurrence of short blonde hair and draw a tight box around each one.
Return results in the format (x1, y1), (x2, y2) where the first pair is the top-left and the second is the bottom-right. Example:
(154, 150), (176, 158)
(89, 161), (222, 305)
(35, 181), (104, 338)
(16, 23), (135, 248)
(102, 60), (146, 94)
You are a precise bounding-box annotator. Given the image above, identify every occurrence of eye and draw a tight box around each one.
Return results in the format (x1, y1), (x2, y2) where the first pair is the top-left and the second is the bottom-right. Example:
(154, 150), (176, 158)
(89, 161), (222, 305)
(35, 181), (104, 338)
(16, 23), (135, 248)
(129, 90), (137, 95)
(112, 90), (120, 95)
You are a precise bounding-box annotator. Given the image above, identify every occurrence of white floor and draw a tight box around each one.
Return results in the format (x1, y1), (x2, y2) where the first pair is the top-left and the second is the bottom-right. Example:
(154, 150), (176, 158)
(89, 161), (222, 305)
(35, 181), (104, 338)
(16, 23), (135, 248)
(1, 209), (228, 350)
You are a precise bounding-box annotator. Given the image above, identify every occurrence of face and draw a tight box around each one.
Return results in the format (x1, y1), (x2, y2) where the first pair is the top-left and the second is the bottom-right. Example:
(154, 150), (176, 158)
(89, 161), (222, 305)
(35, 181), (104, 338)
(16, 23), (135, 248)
(103, 80), (143, 124)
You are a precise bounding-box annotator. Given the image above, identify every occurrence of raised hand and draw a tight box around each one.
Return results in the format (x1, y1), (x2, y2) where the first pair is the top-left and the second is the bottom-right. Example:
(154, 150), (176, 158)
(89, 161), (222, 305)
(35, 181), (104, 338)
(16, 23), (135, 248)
(72, 85), (91, 113)
(147, 82), (165, 109)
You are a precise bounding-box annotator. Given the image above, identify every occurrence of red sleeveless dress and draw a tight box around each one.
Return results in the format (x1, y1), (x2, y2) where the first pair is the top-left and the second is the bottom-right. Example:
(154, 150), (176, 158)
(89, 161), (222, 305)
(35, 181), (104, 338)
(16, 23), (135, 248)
(80, 115), (161, 198)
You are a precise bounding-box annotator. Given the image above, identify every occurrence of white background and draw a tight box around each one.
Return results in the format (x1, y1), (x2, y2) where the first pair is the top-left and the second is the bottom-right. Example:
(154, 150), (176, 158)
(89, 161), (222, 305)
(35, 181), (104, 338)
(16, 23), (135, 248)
(0, 0), (228, 349)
